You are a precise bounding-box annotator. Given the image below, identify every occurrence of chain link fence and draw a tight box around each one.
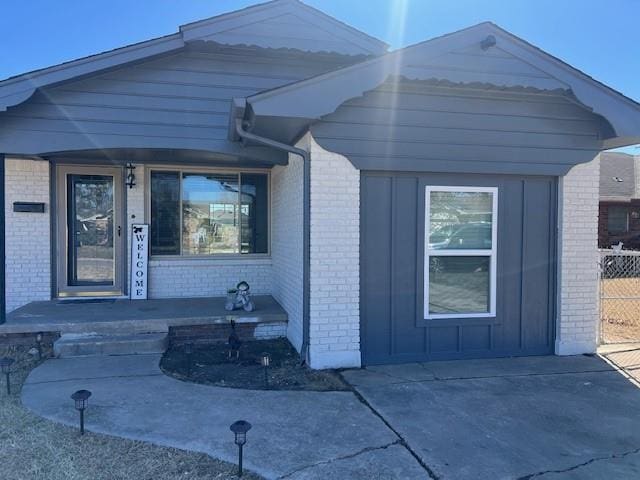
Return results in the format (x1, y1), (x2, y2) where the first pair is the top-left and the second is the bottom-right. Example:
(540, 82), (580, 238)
(600, 249), (640, 344)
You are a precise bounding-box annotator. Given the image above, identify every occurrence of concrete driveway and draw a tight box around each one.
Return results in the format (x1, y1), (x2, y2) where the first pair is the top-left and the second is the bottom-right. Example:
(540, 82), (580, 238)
(342, 355), (640, 479)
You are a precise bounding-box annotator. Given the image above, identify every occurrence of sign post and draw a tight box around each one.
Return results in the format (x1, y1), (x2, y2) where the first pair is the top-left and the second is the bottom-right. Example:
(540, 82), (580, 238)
(130, 224), (149, 300)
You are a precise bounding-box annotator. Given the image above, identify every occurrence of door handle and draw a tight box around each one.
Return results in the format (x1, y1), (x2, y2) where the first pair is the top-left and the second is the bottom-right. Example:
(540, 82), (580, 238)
(117, 226), (121, 237)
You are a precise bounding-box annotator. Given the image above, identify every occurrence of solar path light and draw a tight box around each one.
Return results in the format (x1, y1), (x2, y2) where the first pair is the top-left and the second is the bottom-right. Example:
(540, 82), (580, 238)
(260, 353), (271, 389)
(71, 389), (92, 435)
(230, 420), (252, 477)
(0, 357), (14, 395)
(36, 333), (43, 360)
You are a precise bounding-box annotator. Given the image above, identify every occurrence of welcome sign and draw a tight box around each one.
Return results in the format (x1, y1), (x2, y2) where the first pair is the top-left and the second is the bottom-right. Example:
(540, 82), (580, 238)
(130, 224), (149, 300)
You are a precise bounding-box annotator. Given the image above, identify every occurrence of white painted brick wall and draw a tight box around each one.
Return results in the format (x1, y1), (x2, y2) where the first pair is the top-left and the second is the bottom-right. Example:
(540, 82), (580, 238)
(126, 163), (145, 285)
(254, 321), (288, 339)
(307, 135), (361, 369)
(124, 165), (274, 299)
(556, 156), (600, 355)
(271, 151), (304, 351)
(148, 257), (273, 298)
(5, 158), (51, 312)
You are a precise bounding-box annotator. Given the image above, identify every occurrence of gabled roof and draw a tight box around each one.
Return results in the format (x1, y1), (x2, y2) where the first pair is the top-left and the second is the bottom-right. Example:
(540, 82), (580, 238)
(180, 0), (387, 56)
(244, 22), (640, 149)
(0, 0), (387, 112)
(600, 152), (638, 200)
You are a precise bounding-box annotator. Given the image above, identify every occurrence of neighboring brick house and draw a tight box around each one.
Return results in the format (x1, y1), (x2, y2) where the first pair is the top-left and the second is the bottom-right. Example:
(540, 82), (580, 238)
(599, 151), (640, 250)
(2, 0), (640, 368)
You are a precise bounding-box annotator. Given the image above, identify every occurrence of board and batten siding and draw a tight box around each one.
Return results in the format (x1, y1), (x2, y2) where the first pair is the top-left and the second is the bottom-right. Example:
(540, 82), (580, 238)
(0, 45), (354, 155)
(311, 81), (605, 176)
(360, 172), (557, 364)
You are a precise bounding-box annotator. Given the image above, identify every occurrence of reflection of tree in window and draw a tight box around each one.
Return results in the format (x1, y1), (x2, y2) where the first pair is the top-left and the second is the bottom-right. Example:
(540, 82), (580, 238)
(151, 172), (269, 255)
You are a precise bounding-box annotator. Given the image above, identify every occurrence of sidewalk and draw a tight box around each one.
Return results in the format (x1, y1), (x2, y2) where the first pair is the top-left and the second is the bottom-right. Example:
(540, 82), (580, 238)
(21, 354), (426, 480)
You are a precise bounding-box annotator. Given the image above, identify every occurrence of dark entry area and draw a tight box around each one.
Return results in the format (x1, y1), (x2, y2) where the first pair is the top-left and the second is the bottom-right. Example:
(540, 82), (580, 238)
(360, 172), (557, 364)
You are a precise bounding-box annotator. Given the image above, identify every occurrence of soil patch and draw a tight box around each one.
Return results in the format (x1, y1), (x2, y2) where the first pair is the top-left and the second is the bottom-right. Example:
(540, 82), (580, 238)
(0, 345), (261, 480)
(161, 338), (349, 391)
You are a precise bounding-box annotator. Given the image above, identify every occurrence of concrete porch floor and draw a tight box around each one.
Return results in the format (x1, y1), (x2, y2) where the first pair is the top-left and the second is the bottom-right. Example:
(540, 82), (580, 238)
(1, 295), (287, 335)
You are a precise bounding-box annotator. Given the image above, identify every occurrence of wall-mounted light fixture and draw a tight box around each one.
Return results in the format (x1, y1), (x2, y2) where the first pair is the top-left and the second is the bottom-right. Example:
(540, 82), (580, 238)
(126, 163), (136, 189)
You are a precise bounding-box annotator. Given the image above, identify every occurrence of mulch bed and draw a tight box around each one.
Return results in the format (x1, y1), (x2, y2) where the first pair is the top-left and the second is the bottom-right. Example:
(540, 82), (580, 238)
(160, 338), (349, 391)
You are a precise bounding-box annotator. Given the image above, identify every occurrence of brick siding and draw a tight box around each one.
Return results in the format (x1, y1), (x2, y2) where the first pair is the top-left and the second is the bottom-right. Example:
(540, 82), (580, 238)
(5, 158), (51, 313)
(557, 156), (601, 355)
(307, 135), (361, 369)
(271, 151), (304, 351)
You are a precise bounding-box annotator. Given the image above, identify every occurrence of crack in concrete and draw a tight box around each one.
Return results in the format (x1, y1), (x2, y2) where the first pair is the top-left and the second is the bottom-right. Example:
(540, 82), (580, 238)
(25, 372), (164, 386)
(516, 447), (640, 479)
(351, 367), (615, 390)
(341, 373), (440, 480)
(275, 440), (401, 479)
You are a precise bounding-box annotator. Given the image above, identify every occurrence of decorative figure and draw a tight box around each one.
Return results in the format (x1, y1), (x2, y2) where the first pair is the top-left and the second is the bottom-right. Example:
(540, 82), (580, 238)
(225, 281), (255, 312)
(228, 320), (242, 360)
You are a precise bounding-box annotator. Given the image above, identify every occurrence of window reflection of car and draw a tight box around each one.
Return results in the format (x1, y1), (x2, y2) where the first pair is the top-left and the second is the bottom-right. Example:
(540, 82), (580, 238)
(429, 222), (491, 249)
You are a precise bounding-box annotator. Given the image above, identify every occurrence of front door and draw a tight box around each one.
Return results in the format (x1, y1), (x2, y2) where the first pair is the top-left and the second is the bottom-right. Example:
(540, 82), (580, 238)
(56, 166), (124, 297)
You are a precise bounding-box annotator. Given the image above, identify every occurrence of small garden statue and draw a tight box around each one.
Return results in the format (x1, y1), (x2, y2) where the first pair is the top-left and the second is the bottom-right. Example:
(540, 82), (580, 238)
(225, 281), (255, 312)
(228, 320), (242, 360)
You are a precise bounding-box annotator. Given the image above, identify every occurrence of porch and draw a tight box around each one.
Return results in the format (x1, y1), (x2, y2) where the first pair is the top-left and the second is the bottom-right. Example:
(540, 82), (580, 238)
(1, 295), (287, 337)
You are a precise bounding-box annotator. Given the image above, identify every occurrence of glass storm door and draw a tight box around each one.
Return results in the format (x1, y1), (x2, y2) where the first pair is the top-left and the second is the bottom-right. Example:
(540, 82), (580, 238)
(57, 166), (124, 296)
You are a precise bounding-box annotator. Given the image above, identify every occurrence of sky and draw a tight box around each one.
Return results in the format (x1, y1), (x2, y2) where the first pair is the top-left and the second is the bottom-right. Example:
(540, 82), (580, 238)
(1, 0), (639, 151)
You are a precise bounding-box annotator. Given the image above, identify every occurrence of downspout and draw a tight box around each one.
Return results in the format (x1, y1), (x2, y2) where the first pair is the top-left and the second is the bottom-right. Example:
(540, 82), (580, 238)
(235, 120), (311, 365)
(0, 154), (5, 324)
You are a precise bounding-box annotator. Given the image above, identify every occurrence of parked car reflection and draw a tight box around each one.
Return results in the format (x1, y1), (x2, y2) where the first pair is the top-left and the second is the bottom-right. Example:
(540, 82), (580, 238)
(429, 221), (492, 249)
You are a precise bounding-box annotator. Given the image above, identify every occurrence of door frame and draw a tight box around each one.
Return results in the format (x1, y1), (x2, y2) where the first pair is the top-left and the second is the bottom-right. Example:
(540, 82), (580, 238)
(55, 165), (125, 297)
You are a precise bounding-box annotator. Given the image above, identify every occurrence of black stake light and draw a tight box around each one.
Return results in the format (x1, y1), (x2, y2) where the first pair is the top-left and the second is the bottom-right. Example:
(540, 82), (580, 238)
(71, 389), (92, 435)
(0, 357), (14, 395)
(230, 420), (252, 477)
(260, 353), (271, 389)
(36, 332), (43, 360)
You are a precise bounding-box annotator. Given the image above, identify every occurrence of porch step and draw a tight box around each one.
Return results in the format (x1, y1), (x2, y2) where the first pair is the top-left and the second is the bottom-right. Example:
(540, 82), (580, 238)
(53, 332), (168, 358)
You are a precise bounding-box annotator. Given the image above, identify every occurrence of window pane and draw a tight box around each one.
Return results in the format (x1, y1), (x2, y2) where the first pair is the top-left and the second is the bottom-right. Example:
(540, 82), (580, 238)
(150, 171), (180, 256)
(182, 173), (239, 255)
(240, 173), (268, 254)
(608, 207), (629, 234)
(429, 191), (493, 250)
(429, 256), (490, 314)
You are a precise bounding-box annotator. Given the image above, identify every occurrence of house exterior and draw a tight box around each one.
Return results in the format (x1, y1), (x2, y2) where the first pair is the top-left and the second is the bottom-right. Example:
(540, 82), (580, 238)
(599, 151), (640, 250)
(2, 0), (640, 368)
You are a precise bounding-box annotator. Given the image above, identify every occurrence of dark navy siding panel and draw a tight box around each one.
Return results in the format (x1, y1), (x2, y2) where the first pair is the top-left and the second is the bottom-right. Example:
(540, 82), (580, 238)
(0, 48), (351, 155)
(360, 175), (393, 363)
(391, 176), (424, 356)
(360, 172), (557, 365)
(521, 179), (554, 350)
(496, 179), (524, 352)
(311, 82), (602, 176)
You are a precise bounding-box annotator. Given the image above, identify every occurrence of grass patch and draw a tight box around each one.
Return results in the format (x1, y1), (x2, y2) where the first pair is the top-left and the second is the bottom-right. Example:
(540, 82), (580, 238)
(0, 345), (262, 480)
(161, 338), (349, 391)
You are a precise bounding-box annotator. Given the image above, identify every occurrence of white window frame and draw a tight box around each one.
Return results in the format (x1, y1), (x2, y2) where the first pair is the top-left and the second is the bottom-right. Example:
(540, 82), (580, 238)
(424, 185), (498, 320)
